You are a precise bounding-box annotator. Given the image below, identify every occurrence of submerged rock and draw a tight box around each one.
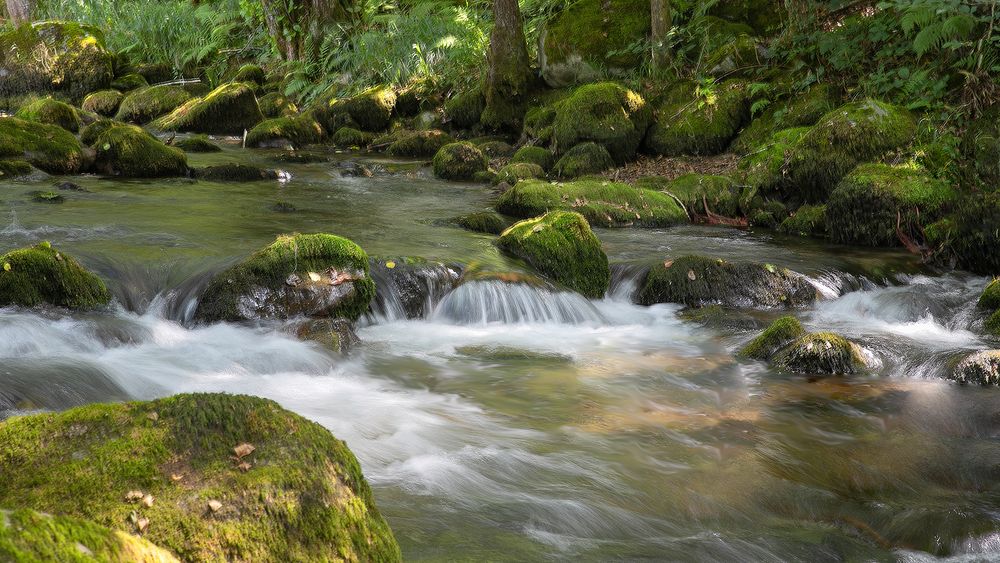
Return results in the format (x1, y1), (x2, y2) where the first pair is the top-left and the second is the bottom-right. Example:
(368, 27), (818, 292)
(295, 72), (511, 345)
(0, 117), (84, 174)
(0, 159), (34, 180)
(432, 142), (489, 181)
(552, 82), (651, 163)
(245, 115), (324, 149)
(15, 96), (80, 132)
(496, 211), (610, 298)
(454, 211), (511, 235)
(152, 82), (265, 135)
(0, 242), (110, 309)
(0, 393), (401, 561)
(635, 255), (815, 309)
(951, 350), (1000, 386)
(295, 317), (361, 354)
(774, 332), (871, 375)
(115, 84), (192, 124)
(739, 316), (805, 360)
(93, 123), (188, 178)
(195, 233), (376, 323)
(81, 89), (123, 117)
(0, 21), (113, 100)
(195, 164), (280, 182)
(496, 178), (688, 227)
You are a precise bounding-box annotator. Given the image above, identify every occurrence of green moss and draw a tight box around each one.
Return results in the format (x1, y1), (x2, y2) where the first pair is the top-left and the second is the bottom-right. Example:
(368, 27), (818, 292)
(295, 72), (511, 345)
(80, 118), (121, 146)
(115, 85), (192, 124)
(985, 310), (1000, 336)
(826, 163), (956, 247)
(432, 142), (489, 181)
(477, 140), (515, 158)
(523, 103), (560, 144)
(635, 255), (815, 308)
(0, 508), (180, 562)
(331, 126), (376, 148)
(541, 0), (649, 84)
(732, 84), (840, 154)
(496, 162), (545, 185)
(708, 0), (785, 35)
(783, 99), (916, 202)
(386, 130), (456, 157)
(0, 117), (84, 174)
(174, 134), (222, 153)
(0, 242), (110, 309)
(343, 86), (397, 132)
(231, 63), (266, 87)
(778, 204), (827, 237)
(644, 80), (748, 156)
(512, 146), (555, 171)
(33, 190), (64, 203)
(552, 82), (651, 164)
(553, 142), (615, 178)
(0, 393), (401, 561)
(705, 34), (762, 77)
(0, 159), (33, 180)
(134, 62), (173, 84)
(15, 96), (80, 132)
(444, 87), (485, 130)
(737, 126), (810, 199)
(82, 89), (123, 117)
(940, 193), (1000, 274)
(93, 123), (188, 178)
(739, 316), (805, 359)
(496, 178), (688, 227)
(245, 115), (324, 149)
(774, 331), (869, 375)
(195, 233), (376, 323)
(497, 211), (610, 298)
(258, 91), (297, 118)
(0, 21), (113, 101)
(664, 173), (742, 217)
(455, 211), (511, 235)
(196, 164), (278, 182)
(980, 279), (1000, 310)
(110, 72), (147, 92)
(152, 82), (264, 135)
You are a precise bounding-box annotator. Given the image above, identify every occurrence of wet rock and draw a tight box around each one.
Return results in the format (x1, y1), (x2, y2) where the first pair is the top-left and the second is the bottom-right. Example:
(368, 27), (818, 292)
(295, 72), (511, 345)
(152, 82), (264, 135)
(739, 316), (805, 359)
(0, 117), (84, 174)
(497, 211), (610, 298)
(635, 255), (816, 309)
(369, 257), (461, 319)
(15, 96), (80, 132)
(32, 190), (64, 203)
(93, 123), (188, 178)
(195, 233), (376, 323)
(951, 350), (1000, 386)
(115, 85), (192, 124)
(295, 318), (360, 354)
(773, 332), (871, 375)
(432, 142), (489, 181)
(0, 242), (110, 309)
(195, 164), (280, 182)
(454, 211), (512, 235)
(0, 393), (401, 561)
(269, 152), (329, 164)
(337, 160), (385, 177)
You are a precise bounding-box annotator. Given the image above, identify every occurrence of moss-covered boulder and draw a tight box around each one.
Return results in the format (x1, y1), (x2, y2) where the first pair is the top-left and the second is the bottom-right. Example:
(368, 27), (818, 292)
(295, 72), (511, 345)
(331, 126), (376, 148)
(82, 89), (123, 117)
(79, 118), (121, 146)
(663, 173), (742, 217)
(110, 72), (148, 92)
(782, 99), (916, 202)
(523, 102), (559, 145)
(708, 0), (785, 35)
(0, 242), (110, 309)
(497, 178), (687, 227)
(635, 255), (815, 308)
(195, 164), (279, 182)
(980, 279), (1000, 310)
(245, 115), (324, 149)
(497, 211), (610, 298)
(938, 192), (1000, 275)
(731, 84), (840, 154)
(93, 124), (188, 178)
(739, 316), (805, 360)
(552, 83), (651, 164)
(737, 126), (809, 199)
(134, 62), (173, 84)
(644, 80), (749, 156)
(115, 85), (192, 124)
(230, 63), (266, 87)
(343, 87), (397, 132)
(705, 34), (764, 77)
(432, 142), (489, 181)
(195, 234), (376, 323)
(0, 159), (34, 180)
(444, 88), (485, 130)
(774, 332), (871, 375)
(496, 162), (546, 185)
(258, 91), (297, 118)
(0, 393), (401, 561)
(0, 508), (180, 562)
(0, 117), (84, 174)
(0, 21), (113, 100)
(477, 140), (515, 158)
(386, 130), (456, 157)
(826, 163), (956, 247)
(152, 82), (264, 135)
(951, 350), (1000, 385)
(512, 145), (555, 171)
(174, 134), (222, 153)
(778, 204), (827, 237)
(552, 142), (615, 178)
(540, 0), (649, 86)
(15, 96), (81, 132)
(455, 211), (511, 235)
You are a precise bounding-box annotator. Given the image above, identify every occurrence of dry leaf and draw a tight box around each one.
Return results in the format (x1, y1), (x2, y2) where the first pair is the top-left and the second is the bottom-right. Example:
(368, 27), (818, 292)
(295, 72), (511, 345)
(687, 270), (697, 281)
(308, 272), (321, 282)
(142, 494), (154, 508)
(207, 500), (222, 513)
(125, 490), (144, 502)
(663, 260), (673, 268)
(136, 517), (149, 533)
(237, 461), (252, 472)
(233, 443), (255, 459)
(170, 473), (184, 482)
(146, 412), (158, 422)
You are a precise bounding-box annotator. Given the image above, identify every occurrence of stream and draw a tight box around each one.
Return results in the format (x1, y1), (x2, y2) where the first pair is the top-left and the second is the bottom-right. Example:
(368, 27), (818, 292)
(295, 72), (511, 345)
(2, 143), (999, 561)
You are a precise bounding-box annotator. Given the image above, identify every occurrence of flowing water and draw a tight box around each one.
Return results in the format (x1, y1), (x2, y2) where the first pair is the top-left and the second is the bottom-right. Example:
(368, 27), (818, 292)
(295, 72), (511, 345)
(3, 143), (1000, 561)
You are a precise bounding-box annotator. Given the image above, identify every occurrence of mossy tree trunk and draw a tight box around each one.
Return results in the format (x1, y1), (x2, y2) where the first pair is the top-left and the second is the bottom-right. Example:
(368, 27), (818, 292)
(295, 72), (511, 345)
(482, 0), (532, 132)
(651, 0), (672, 70)
(4, 0), (32, 25)
(260, 0), (356, 61)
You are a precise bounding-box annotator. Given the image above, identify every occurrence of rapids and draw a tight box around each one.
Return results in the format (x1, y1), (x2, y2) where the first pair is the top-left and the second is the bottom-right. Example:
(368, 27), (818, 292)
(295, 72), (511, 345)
(2, 144), (999, 560)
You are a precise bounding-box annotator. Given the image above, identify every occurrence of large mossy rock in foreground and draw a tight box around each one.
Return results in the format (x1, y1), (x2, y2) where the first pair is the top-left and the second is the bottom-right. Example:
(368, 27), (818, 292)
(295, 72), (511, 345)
(115, 85), (192, 124)
(0, 508), (180, 562)
(0, 242), (111, 309)
(739, 316), (805, 360)
(152, 82), (264, 135)
(0, 21), (113, 100)
(635, 255), (815, 309)
(0, 117), (85, 174)
(497, 211), (610, 298)
(774, 332), (871, 375)
(496, 179), (688, 228)
(195, 234), (376, 323)
(951, 350), (1000, 386)
(552, 82), (651, 164)
(93, 124), (188, 178)
(0, 393), (401, 562)
(826, 163), (956, 247)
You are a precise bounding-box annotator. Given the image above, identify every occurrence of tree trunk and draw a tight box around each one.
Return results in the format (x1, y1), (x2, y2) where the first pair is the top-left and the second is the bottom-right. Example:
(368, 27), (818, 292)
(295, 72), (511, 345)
(651, 0), (671, 70)
(260, 0), (356, 61)
(482, 0), (532, 132)
(5, 0), (33, 25)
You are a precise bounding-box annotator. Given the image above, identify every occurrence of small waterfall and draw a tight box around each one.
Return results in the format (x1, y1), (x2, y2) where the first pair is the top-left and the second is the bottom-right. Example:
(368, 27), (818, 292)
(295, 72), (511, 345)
(802, 269), (875, 299)
(368, 259), (462, 321)
(431, 280), (605, 325)
(608, 263), (650, 302)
